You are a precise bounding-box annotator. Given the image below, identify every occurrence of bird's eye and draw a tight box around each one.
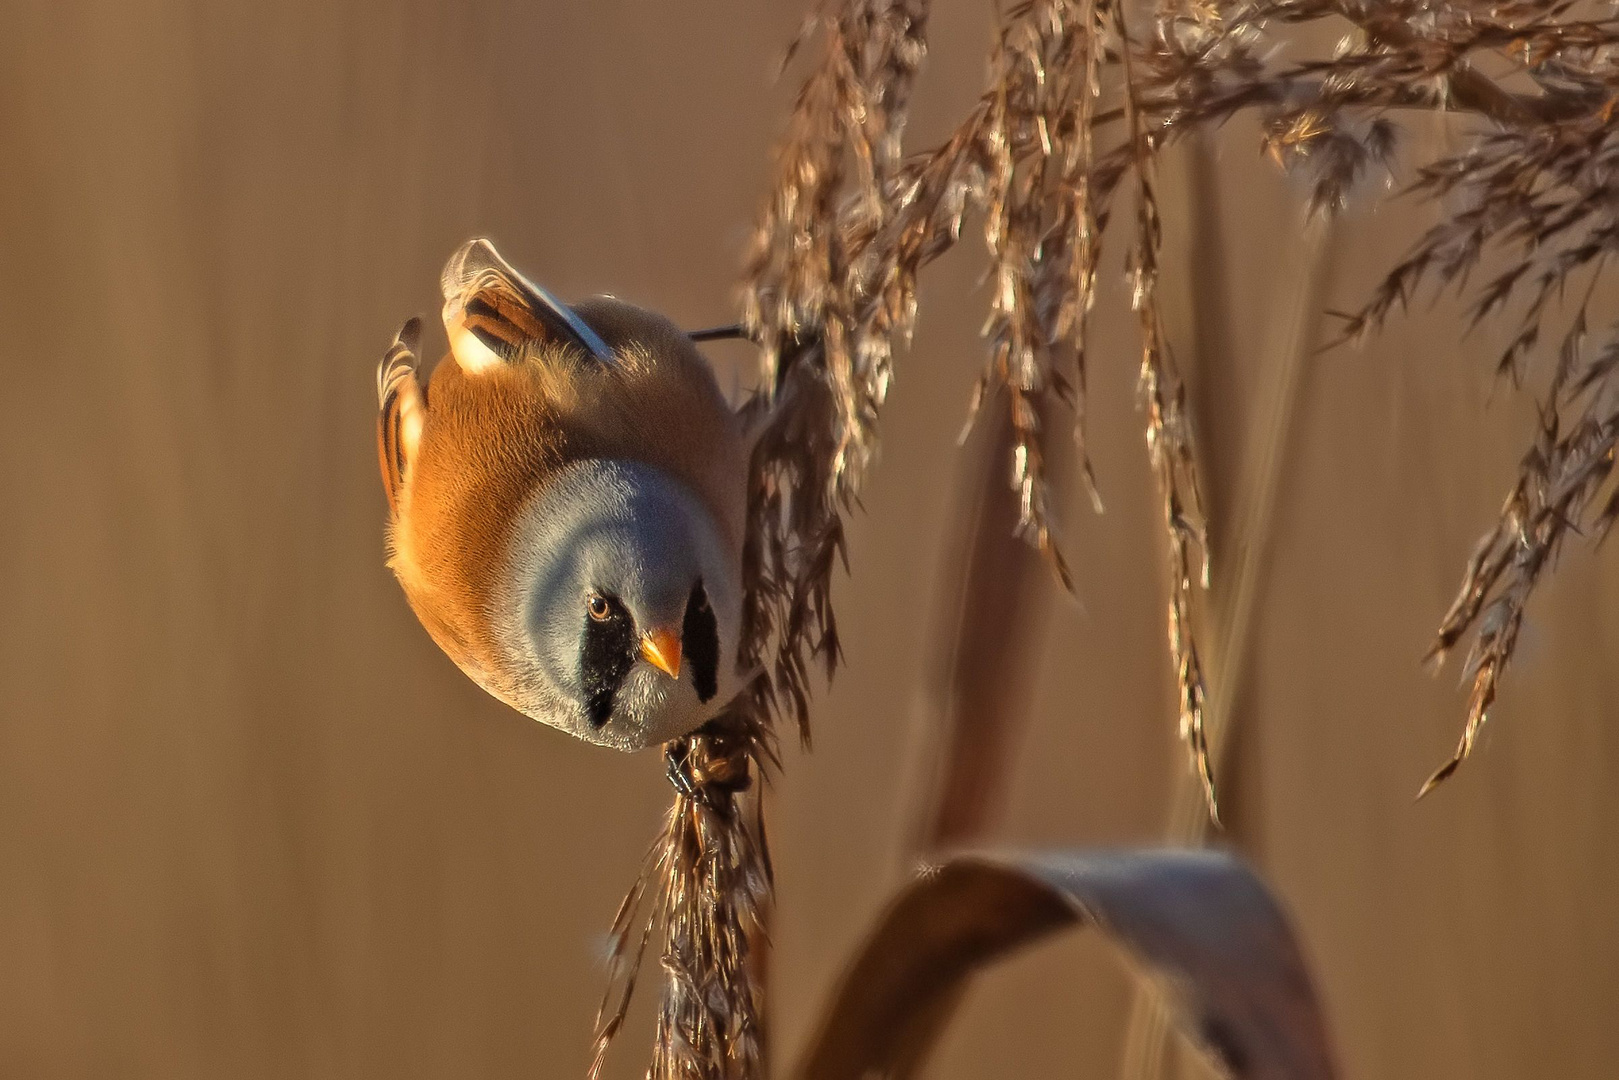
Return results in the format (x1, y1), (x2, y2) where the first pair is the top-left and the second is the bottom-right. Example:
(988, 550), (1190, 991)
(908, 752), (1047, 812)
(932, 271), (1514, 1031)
(587, 594), (612, 621)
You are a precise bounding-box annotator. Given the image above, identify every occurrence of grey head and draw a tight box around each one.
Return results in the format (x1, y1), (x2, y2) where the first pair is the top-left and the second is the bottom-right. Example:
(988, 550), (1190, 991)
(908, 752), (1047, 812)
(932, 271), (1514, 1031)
(492, 457), (743, 750)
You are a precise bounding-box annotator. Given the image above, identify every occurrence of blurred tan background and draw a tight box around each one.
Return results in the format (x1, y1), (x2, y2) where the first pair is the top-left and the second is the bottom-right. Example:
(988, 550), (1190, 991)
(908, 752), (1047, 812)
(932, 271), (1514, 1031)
(2, 1), (1617, 1078)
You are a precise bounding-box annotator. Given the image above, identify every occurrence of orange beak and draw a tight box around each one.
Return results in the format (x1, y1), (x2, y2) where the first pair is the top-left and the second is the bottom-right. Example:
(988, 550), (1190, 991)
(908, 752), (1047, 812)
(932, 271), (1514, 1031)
(639, 628), (682, 679)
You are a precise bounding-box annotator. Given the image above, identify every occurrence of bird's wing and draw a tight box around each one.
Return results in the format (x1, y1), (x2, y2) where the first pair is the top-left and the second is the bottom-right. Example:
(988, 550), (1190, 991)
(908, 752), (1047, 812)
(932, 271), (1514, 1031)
(439, 238), (615, 371)
(377, 316), (426, 516)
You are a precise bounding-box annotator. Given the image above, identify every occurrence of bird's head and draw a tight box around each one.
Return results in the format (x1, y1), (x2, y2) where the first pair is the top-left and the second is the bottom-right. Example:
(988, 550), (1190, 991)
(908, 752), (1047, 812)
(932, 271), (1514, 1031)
(497, 457), (742, 749)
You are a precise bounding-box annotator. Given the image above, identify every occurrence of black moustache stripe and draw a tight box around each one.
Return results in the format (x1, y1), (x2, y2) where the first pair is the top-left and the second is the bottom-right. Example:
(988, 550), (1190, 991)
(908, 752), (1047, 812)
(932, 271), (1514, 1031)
(580, 597), (635, 727)
(682, 580), (719, 704)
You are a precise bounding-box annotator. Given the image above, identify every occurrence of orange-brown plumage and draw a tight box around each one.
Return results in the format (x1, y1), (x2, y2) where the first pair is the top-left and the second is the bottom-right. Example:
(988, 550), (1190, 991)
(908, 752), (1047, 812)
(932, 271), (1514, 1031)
(377, 239), (748, 748)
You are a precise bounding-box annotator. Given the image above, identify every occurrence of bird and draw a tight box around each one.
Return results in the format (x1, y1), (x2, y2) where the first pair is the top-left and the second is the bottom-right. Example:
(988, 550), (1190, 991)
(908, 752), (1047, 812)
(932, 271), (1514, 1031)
(376, 238), (751, 751)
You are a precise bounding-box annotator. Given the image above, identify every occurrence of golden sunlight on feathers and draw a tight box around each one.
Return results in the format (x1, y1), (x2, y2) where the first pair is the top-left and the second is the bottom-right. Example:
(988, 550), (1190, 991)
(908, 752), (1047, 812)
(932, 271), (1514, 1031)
(376, 239), (748, 749)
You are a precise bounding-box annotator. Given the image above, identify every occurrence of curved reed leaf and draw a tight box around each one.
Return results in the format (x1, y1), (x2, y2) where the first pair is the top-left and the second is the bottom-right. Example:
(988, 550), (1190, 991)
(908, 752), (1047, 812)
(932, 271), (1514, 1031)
(795, 849), (1338, 1080)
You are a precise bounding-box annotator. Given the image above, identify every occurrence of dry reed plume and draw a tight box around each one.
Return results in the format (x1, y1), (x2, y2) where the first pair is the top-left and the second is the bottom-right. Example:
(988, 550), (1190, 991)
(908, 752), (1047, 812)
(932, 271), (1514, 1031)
(590, 2), (1619, 1077)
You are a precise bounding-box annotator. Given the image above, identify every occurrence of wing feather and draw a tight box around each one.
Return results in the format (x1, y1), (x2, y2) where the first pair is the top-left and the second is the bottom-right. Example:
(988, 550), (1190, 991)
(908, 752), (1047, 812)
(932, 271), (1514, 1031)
(440, 238), (615, 370)
(376, 316), (425, 516)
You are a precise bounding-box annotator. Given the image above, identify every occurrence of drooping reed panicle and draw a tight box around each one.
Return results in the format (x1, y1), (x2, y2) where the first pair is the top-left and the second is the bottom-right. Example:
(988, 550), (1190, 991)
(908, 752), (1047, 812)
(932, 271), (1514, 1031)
(597, 1), (1619, 1075)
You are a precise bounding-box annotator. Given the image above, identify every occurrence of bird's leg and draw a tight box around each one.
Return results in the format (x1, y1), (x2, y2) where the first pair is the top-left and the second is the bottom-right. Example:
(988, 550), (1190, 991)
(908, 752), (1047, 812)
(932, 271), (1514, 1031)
(663, 739), (700, 801)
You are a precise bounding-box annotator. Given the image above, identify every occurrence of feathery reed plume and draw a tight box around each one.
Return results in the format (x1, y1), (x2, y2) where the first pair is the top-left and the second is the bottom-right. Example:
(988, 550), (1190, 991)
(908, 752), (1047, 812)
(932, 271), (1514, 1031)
(1116, 1), (1216, 818)
(1256, 3), (1619, 792)
(600, 0), (1619, 1073)
(970, 0), (1108, 587)
(596, 3), (933, 1077)
(590, 715), (775, 1080)
(740, 0), (932, 740)
(979, 0), (1619, 792)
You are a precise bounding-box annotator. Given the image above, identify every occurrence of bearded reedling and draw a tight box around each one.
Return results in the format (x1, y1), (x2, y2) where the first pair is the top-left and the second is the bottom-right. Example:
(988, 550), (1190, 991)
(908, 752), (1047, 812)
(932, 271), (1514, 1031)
(377, 238), (751, 750)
